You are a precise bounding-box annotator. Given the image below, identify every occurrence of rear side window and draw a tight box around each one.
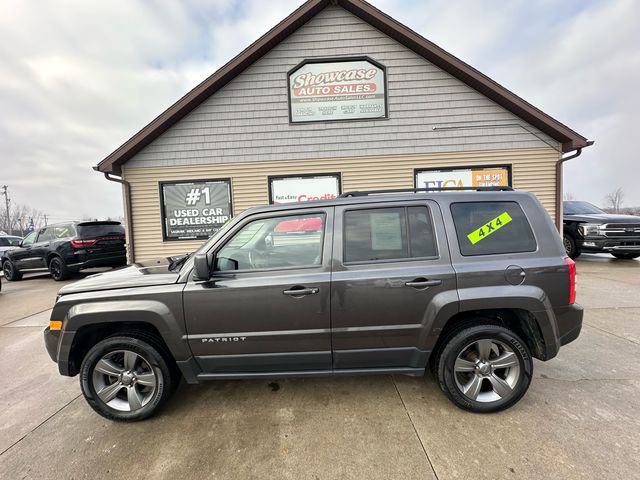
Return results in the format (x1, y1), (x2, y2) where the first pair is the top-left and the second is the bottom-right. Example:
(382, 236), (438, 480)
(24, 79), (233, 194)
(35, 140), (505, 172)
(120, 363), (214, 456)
(78, 223), (124, 238)
(450, 201), (536, 256)
(344, 206), (437, 263)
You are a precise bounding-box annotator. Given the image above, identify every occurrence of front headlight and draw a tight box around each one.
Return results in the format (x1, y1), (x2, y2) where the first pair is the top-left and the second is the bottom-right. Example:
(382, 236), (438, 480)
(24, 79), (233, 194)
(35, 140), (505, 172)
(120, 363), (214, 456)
(578, 223), (601, 236)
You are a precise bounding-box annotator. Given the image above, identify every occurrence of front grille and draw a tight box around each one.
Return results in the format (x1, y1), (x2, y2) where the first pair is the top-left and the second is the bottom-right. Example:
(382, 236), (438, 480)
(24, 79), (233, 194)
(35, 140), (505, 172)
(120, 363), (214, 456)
(601, 223), (640, 237)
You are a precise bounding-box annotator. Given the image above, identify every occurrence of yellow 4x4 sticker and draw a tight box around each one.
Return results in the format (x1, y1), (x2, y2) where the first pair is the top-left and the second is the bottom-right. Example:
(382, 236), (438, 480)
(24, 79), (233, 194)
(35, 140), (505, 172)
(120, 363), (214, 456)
(467, 212), (513, 244)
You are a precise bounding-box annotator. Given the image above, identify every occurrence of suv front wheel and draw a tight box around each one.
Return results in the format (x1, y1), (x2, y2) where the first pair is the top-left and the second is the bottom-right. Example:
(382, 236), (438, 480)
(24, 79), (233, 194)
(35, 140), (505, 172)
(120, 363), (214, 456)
(436, 324), (533, 413)
(563, 233), (580, 259)
(80, 336), (177, 421)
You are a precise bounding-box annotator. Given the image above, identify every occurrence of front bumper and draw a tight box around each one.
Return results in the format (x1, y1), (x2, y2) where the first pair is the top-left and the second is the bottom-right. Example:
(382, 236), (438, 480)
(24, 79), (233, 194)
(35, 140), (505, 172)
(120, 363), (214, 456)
(579, 237), (640, 253)
(43, 326), (75, 376)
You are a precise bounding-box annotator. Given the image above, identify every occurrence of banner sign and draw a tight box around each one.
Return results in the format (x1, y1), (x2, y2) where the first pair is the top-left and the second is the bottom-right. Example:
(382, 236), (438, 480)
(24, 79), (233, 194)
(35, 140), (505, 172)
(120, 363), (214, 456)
(415, 166), (511, 190)
(160, 179), (232, 240)
(288, 58), (386, 123)
(269, 174), (341, 204)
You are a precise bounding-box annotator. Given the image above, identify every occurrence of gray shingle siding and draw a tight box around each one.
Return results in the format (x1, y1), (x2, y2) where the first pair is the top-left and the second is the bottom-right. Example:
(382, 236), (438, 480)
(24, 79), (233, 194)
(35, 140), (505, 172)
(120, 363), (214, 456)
(127, 5), (559, 169)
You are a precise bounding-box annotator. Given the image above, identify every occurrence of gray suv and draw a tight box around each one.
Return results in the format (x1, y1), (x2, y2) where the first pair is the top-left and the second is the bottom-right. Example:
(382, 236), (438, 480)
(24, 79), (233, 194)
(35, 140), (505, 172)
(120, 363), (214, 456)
(44, 189), (582, 421)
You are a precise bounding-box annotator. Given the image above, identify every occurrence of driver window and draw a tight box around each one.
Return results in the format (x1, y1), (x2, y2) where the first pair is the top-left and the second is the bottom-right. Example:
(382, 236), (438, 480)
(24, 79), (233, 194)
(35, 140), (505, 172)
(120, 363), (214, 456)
(215, 213), (325, 271)
(21, 231), (37, 247)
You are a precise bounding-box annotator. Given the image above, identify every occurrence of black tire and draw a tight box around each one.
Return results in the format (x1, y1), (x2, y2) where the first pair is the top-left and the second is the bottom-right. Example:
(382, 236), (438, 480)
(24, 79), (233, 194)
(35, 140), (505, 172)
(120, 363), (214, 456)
(2, 259), (23, 281)
(611, 252), (640, 260)
(49, 256), (71, 281)
(436, 324), (533, 413)
(563, 233), (580, 259)
(80, 335), (177, 421)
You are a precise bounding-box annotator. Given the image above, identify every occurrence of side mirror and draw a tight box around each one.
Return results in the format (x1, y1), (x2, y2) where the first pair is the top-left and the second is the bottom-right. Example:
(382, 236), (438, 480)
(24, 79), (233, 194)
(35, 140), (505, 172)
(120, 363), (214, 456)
(193, 253), (211, 281)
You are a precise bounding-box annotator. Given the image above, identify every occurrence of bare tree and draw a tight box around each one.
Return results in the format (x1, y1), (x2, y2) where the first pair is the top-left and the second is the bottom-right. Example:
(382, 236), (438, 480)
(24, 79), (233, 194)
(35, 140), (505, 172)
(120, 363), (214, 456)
(563, 191), (575, 201)
(0, 203), (46, 235)
(604, 188), (625, 213)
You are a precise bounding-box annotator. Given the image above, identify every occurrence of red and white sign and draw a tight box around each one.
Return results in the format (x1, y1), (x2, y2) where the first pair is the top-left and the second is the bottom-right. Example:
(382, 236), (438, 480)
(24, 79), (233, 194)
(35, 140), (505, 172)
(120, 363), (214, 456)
(289, 59), (386, 122)
(270, 175), (340, 204)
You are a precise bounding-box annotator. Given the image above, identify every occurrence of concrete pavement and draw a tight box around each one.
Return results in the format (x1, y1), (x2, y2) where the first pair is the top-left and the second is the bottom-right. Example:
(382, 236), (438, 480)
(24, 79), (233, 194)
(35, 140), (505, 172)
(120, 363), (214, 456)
(0, 256), (638, 479)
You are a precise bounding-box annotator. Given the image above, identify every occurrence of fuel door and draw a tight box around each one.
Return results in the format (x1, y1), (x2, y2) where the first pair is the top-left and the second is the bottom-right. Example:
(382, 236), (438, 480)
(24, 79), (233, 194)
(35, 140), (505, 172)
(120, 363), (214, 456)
(505, 265), (526, 285)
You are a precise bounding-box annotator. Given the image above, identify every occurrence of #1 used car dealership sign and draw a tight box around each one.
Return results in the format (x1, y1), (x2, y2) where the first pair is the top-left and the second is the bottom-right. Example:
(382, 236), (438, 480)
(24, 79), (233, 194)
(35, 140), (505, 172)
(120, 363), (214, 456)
(288, 58), (387, 123)
(160, 179), (232, 240)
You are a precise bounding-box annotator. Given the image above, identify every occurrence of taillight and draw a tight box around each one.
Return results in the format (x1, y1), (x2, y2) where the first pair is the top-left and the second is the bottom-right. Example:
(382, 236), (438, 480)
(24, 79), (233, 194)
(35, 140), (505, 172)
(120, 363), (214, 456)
(71, 238), (98, 248)
(564, 257), (576, 304)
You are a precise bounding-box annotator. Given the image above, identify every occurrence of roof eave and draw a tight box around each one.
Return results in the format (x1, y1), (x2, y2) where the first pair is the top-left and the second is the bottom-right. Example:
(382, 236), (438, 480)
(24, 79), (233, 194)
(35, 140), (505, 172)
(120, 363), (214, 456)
(96, 0), (591, 174)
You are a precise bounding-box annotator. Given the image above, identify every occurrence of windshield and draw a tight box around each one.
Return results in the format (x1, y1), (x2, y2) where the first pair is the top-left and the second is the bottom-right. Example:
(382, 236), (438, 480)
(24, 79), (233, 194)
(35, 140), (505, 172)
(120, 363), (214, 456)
(564, 201), (605, 215)
(174, 219), (238, 273)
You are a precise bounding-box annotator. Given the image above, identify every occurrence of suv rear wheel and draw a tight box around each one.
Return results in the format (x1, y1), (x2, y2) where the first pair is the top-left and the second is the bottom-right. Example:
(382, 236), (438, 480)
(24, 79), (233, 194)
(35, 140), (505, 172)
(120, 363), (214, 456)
(2, 260), (23, 281)
(436, 324), (533, 413)
(49, 256), (74, 281)
(80, 336), (177, 421)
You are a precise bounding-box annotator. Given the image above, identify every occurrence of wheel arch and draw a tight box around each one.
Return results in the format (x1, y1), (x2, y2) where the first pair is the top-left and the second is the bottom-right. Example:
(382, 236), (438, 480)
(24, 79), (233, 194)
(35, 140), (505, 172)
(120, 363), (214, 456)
(67, 321), (172, 376)
(59, 300), (192, 376)
(430, 308), (547, 367)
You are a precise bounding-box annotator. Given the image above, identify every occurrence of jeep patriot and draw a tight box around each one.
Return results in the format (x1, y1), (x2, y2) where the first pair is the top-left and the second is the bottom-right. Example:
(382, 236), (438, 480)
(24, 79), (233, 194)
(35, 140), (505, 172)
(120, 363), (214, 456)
(44, 188), (582, 421)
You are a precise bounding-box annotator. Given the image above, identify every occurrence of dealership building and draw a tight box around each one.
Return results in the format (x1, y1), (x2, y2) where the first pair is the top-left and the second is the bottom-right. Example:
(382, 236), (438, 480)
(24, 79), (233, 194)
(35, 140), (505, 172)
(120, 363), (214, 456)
(96, 0), (591, 262)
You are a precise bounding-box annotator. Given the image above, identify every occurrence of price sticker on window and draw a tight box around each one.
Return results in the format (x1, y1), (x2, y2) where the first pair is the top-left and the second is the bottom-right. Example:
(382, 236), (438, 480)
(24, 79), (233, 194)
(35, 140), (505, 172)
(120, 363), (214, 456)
(467, 212), (512, 245)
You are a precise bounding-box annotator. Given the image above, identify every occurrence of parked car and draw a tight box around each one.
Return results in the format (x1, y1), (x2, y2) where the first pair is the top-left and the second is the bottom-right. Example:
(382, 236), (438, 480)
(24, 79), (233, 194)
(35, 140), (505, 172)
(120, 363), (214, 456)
(44, 188), (581, 421)
(2, 221), (126, 281)
(0, 235), (22, 258)
(563, 201), (640, 259)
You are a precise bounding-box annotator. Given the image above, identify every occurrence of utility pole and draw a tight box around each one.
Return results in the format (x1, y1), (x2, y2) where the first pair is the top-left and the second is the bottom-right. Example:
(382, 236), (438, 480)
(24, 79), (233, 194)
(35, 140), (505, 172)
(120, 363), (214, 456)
(1, 185), (10, 234)
(43, 214), (48, 226)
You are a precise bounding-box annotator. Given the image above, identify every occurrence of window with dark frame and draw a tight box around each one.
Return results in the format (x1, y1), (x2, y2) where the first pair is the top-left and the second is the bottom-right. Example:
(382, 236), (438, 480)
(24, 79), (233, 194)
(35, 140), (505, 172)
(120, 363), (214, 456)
(450, 201), (537, 256)
(343, 206), (437, 263)
(215, 213), (326, 272)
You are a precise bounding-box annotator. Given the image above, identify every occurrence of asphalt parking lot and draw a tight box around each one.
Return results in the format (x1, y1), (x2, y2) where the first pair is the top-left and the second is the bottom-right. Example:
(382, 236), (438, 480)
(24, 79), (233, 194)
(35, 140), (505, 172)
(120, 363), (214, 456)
(1, 256), (639, 480)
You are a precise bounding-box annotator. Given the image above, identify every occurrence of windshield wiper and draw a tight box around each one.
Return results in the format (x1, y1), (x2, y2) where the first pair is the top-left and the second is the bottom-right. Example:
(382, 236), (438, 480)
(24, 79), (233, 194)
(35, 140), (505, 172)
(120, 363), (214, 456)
(168, 253), (191, 272)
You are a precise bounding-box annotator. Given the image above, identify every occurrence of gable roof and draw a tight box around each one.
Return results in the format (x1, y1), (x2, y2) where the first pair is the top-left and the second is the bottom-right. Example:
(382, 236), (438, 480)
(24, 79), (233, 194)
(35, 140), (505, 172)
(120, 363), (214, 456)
(96, 0), (591, 175)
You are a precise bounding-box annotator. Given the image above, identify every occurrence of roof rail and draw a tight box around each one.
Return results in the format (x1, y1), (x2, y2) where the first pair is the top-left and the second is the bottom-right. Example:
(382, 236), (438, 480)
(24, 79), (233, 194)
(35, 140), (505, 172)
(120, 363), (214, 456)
(338, 186), (514, 197)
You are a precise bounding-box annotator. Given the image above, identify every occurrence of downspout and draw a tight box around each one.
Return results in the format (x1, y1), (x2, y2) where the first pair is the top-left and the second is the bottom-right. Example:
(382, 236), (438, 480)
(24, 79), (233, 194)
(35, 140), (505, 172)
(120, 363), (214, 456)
(104, 172), (135, 264)
(555, 143), (593, 233)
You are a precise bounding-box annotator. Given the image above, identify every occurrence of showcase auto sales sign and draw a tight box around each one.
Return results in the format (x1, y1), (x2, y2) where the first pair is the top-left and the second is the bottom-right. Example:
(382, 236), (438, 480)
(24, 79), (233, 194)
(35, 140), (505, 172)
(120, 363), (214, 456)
(289, 59), (386, 122)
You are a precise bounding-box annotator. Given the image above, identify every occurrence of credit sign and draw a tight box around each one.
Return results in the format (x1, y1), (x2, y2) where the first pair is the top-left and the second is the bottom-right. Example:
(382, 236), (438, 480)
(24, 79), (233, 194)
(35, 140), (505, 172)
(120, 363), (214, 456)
(160, 179), (232, 240)
(288, 58), (386, 123)
(269, 174), (341, 204)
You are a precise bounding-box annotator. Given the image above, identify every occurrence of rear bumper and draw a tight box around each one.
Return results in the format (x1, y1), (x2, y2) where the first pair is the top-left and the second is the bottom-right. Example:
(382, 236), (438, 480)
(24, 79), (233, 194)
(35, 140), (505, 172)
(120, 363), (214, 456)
(554, 303), (584, 347)
(69, 252), (127, 269)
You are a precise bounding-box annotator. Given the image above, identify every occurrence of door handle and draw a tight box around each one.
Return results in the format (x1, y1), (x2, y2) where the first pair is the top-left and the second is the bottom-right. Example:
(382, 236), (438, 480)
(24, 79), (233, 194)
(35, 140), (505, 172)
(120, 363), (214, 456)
(283, 287), (319, 297)
(405, 279), (442, 288)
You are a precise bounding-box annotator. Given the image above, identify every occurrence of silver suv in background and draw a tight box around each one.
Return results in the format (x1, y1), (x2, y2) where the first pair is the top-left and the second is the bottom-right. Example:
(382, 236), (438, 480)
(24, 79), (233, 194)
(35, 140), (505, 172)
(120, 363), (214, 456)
(0, 235), (22, 258)
(44, 188), (582, 421)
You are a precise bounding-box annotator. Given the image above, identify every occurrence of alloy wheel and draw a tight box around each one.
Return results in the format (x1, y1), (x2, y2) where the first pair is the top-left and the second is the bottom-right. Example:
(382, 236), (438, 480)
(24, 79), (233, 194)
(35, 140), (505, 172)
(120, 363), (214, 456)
(91, 350), (158, 412)
(50, 259), (61, 279)
(454, 339), (521, 403)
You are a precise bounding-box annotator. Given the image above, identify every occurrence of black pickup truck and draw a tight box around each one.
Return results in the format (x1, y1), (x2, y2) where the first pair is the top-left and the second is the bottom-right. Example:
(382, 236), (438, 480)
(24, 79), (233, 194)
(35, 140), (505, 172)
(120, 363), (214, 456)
(563, 201), (640, 259)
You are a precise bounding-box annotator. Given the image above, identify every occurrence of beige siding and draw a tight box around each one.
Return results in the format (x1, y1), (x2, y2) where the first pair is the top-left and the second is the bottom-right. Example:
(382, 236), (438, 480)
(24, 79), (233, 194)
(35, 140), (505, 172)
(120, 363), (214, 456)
(123, 147), (559, 261)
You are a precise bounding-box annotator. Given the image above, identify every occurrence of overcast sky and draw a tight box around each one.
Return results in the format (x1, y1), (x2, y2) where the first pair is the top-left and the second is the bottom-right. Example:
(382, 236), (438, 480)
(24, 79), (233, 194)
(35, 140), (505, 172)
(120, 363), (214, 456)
(0, 0), (638, 223)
